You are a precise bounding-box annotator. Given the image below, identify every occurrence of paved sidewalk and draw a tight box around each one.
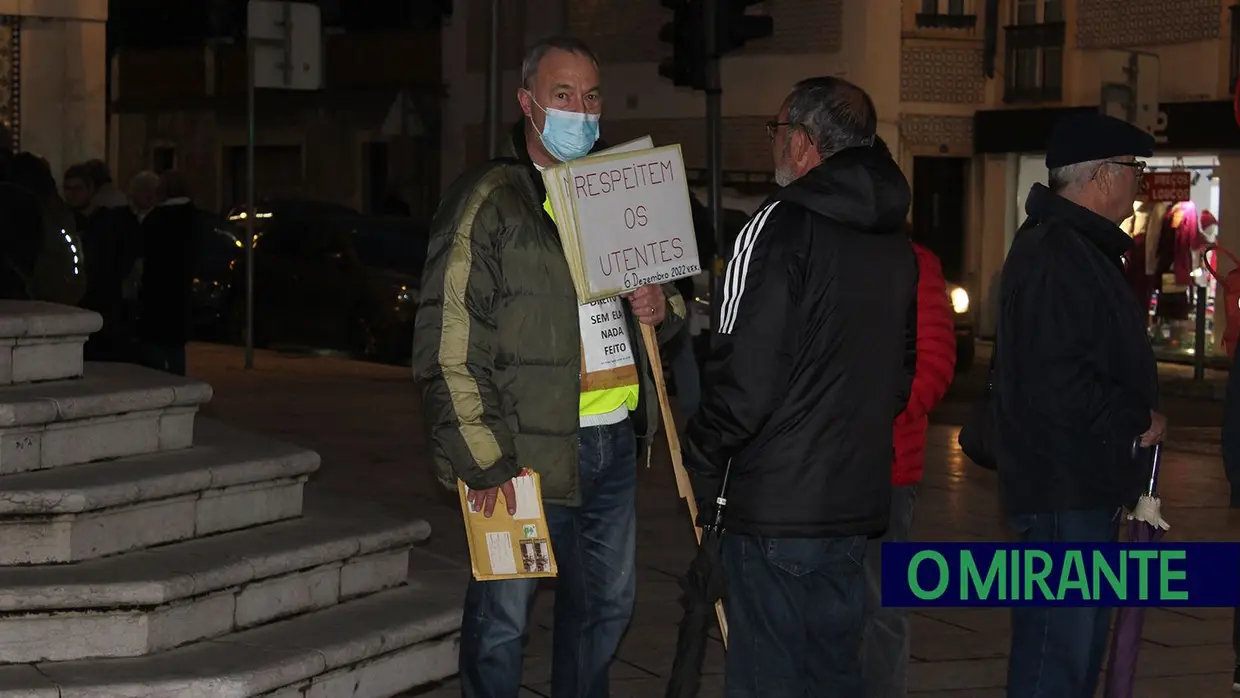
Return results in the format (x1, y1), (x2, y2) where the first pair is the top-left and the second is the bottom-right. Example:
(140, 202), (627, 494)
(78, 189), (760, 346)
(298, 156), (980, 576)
(184, 343), (1240, 697)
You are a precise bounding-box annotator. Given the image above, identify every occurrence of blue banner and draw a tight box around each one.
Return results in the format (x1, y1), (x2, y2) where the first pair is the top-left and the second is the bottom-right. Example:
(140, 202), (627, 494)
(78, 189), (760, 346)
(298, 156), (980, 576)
(880, 542), (1240, 607)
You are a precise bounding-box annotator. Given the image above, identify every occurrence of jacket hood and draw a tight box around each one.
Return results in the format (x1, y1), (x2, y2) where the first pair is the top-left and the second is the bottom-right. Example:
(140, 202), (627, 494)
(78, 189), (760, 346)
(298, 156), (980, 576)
(770, 145), (911, 235)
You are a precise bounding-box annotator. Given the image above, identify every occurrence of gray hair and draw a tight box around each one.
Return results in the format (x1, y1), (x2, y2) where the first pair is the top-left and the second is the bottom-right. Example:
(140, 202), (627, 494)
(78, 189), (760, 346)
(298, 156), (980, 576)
(521, 36), (599, 89)
(786, 76), (877, 159)
(1048, 159), (1104, 193)
(129, 170), (159, 192)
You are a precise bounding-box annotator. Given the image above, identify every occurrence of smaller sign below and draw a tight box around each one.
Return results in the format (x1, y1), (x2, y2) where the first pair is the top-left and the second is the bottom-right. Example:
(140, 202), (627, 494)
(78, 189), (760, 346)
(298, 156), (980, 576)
(1141, 171), (1191, 203)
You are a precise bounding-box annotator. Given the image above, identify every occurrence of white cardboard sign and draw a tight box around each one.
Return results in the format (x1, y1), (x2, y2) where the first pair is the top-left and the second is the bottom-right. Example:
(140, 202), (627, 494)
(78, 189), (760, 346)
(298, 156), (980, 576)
(563, 145), (701, 300)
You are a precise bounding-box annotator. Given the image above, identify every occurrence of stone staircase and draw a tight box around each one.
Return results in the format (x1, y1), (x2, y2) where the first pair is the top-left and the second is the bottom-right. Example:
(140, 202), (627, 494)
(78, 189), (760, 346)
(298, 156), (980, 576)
(0, 301), (464, 696)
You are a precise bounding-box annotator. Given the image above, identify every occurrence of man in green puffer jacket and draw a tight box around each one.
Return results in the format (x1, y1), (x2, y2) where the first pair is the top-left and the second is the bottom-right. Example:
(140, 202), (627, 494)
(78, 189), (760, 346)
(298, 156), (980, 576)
(411, 35), (684, 698)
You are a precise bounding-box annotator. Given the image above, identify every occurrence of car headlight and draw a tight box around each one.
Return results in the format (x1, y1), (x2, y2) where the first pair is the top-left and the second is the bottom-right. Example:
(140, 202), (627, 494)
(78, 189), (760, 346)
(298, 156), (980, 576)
(397, 285), (416, 304)
(950, 286), (969, 314)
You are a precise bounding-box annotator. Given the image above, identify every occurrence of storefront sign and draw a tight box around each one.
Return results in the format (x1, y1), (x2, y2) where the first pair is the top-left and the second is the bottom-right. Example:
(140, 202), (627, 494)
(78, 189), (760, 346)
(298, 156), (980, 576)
(975, 100), (1240, 153)
(1141, 172), (1191, 202)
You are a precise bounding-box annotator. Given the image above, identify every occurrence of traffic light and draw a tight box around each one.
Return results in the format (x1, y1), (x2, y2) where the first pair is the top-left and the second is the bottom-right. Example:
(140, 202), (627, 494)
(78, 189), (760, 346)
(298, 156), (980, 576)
(716, 0), (774, 55)
(658, 0), (707, 90)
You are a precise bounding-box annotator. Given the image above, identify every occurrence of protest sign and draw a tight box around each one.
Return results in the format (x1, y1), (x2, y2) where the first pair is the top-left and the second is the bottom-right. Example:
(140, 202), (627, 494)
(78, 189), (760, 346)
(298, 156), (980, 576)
(542, 143), (701, 303)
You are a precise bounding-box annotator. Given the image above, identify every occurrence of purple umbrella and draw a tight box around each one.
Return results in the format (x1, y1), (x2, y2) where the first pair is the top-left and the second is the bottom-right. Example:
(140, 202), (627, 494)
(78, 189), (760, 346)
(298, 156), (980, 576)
(1104, 441), (1169, 698)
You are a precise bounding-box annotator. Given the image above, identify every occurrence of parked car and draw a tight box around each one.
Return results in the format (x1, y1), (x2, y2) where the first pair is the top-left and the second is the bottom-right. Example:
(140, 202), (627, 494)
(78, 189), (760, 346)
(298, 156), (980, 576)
(197, 201), (425, 363)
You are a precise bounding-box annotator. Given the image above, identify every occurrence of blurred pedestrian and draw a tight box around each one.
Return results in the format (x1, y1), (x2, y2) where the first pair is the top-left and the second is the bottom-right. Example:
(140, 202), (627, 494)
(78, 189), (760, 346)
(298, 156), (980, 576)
(1223, 341), (1240, 690)
(70, 160), (141, 362)
(128, 170), (160, 222)
(861, 228), (957, 698)
(136, 170), (198, 376)
(9, 152), (86, 305)
(994, 111), (1162, 698)
(684, 76), (918, 697)
(0, 149), (45, 299)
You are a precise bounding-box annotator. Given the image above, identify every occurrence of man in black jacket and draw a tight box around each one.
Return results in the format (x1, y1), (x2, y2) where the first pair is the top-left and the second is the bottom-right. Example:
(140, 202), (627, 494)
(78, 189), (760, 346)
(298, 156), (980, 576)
(683, 76), (917, 697)
(994, 111), (1163, 698)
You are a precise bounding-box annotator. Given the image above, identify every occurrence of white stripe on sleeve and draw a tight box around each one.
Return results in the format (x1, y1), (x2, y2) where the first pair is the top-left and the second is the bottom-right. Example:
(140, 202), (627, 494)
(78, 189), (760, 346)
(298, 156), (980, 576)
(719, 202), (779, 335)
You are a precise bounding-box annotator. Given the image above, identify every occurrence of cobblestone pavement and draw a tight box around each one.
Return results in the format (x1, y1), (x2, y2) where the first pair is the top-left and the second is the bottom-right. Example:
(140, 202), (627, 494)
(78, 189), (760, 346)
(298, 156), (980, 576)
(184, 342), (1240, 697)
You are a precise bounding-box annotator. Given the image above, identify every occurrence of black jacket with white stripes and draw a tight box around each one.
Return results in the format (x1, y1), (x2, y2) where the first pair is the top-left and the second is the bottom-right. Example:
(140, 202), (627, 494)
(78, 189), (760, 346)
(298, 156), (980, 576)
(684, 144), (919, 539)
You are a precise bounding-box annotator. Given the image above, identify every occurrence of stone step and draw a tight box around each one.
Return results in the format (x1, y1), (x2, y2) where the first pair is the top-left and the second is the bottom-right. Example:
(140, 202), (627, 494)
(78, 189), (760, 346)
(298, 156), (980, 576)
(0, 302), (101, 385)
(0, 418), (318, 564)
(0, 361), (211, 475)
(0, 574), (466, 698)
(0, 511), (430, 662)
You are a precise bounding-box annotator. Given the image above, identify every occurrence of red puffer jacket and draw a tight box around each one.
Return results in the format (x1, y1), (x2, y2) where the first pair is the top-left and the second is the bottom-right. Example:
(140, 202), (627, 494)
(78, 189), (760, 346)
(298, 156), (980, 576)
(892, 243), (957, 486)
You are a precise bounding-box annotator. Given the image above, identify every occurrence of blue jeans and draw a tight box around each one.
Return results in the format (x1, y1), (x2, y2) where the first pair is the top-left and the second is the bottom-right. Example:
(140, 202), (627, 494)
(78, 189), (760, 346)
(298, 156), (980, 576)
(1005, 508), (1120, 698)
(458, 419), (638, 698)
(722, 533), (868, 698)
(861, 484), (918, 698)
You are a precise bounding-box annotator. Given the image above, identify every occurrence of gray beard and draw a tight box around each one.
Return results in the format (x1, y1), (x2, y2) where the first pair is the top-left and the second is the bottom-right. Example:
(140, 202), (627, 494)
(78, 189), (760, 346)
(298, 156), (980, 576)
(774, 167), (794, 187)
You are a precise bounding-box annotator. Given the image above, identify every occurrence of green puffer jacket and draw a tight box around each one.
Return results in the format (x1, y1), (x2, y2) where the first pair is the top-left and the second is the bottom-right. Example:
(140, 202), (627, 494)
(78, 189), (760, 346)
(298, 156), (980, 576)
(412, 123), (686, 507)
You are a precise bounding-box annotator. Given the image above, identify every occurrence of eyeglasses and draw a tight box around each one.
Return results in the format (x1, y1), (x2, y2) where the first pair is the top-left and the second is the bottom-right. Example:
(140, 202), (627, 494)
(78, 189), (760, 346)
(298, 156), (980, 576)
(1107, 160), (1147, 172)
(766, 121), (791, 140)
(766, 120), (815, 145)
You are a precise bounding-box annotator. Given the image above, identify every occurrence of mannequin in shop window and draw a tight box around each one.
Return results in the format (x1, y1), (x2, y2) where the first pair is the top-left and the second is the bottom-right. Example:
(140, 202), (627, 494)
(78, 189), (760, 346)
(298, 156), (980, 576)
(1150, 200), (1200, 349)
(1121, 200), (1158, 316)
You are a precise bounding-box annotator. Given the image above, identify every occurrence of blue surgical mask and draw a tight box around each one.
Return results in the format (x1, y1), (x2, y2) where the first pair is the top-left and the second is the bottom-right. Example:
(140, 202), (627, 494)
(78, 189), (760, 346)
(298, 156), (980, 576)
(529, 95), (600, 162)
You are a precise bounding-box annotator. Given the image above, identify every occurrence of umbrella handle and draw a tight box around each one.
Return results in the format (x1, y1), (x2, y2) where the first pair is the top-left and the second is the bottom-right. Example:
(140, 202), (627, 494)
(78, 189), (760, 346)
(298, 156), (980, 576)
(1147, 442), (1161, 496)
(1130, 437), (1163, 496)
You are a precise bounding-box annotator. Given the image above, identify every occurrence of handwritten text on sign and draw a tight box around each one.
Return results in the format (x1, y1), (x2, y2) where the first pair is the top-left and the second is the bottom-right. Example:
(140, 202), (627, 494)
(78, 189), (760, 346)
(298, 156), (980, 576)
(570, 145), (701, 298)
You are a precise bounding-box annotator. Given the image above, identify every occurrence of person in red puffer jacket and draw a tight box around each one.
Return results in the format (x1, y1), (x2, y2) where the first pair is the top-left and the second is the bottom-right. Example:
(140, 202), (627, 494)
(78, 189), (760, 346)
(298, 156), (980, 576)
(861, 239), (957, 698)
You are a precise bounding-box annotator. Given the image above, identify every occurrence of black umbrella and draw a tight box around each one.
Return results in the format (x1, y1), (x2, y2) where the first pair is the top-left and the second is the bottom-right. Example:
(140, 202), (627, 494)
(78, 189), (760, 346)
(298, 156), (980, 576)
(665, 465), (732, 698)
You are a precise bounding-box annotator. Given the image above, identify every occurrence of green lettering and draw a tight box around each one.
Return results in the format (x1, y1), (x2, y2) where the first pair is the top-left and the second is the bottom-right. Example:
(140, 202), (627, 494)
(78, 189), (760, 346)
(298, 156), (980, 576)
(961, 551), (1005, 600)
(1092, 550), (1126, 601)
(1158, 550), (1188, 601)
(1023, 550), (1054, 600)
(1057, 550), (1090, 600)
(1010, 548), (1020, 600)
(909, 551), (949, 600)
(1128, 550), (1158, 600)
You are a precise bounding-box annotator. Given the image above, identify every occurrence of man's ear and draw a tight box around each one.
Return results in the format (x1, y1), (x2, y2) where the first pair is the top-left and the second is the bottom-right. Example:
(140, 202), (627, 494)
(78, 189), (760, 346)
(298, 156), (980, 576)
(1095, 162), (1118, 196)
(794, 129), (818, 169)
(517, 88), (534, 119)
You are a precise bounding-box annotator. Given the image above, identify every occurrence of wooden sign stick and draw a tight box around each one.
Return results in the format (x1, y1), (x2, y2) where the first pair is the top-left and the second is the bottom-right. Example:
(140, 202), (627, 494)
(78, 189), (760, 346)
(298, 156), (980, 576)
(639, 322), (729, 648)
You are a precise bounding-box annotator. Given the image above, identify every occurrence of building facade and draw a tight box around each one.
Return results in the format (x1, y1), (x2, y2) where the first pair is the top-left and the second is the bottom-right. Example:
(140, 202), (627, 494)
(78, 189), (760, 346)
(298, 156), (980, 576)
(107, 23), (443, 219)
(444, 0), (1240, 356)
(0, 0), (108, 184)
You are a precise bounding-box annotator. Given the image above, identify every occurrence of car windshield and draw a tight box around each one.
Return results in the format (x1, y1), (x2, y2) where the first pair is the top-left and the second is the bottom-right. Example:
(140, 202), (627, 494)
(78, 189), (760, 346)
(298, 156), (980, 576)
(350, 219), (429, 276)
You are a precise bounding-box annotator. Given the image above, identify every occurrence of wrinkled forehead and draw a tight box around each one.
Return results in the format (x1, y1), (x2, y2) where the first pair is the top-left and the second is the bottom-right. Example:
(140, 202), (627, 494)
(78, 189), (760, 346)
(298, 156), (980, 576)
(533, 48), (599, 91)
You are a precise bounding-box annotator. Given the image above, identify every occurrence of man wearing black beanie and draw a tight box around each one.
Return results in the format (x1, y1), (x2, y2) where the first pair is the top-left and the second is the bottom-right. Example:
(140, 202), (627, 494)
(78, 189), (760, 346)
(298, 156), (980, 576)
(992, 110), (1163, 698)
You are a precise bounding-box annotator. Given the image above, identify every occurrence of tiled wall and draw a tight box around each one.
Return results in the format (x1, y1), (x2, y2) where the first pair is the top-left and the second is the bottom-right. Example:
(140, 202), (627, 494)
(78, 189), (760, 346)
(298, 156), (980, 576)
(900, 46), (986, 103)
(1076, 0), (1219, 48)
